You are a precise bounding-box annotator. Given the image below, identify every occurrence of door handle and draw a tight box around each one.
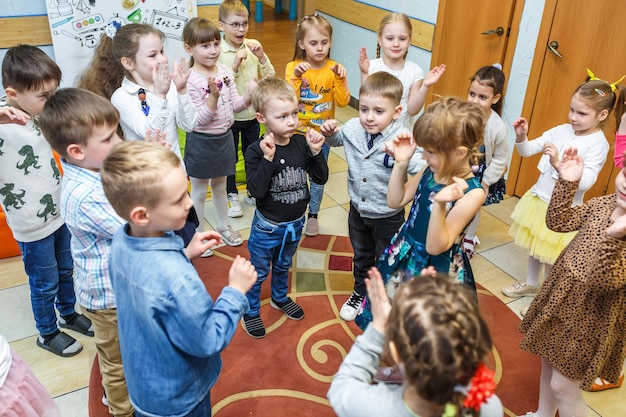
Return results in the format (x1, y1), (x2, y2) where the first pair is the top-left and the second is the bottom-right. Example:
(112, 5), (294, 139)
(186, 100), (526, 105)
(481, 27), (504, 36)
(547, 41), (563, 58)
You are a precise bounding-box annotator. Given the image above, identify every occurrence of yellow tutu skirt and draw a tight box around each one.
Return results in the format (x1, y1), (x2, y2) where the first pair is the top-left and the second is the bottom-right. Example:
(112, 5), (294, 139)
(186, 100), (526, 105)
(509, 190), (576, 265)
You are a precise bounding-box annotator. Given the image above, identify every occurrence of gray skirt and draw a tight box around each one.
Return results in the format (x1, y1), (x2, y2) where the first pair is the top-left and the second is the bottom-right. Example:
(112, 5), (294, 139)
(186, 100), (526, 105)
(184, 130), (236, 179)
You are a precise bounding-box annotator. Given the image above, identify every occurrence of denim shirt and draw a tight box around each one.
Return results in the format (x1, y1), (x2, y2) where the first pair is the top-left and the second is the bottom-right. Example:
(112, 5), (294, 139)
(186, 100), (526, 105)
(109, 226), (249, 416)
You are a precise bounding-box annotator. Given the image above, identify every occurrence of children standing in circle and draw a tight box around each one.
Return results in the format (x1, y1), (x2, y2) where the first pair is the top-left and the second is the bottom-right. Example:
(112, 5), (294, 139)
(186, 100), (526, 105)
(183, 17), (254, 251)
(218, 0), (276, 215)
(518, 148), (626, 417)
(356, 97), (486, 330)
(463, 64), (510, 257)
(359, 12), (446, 129)
(329, 268), (503, 417)
(502, 79), (615, 305)
(85, 23), (198, 162)
(286, 14), (350, 237)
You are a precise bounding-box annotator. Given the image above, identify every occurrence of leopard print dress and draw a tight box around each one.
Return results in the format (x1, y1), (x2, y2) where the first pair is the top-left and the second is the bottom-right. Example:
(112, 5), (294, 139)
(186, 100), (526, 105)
(519, 179), (626, 390)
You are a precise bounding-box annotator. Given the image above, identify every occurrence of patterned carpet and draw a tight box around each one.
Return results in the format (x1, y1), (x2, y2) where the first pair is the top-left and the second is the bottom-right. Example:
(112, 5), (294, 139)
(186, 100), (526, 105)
(89, 235), (540, 416)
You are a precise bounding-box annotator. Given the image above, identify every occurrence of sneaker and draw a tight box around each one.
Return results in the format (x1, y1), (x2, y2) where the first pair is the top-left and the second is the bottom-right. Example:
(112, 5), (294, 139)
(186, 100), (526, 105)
(102, 394), (109, 407)
(59, 313), (94, 336)
(502, 282), (539, 298)
(521, 305), (529, 317)
(227, 193), (243, 218)
(270, 297), (304, 320)
(340, 291), (364, 321)
(36, 331), (83, 357)
(241, 314), (265, 338)
(200, 248), (213, 258)
(219, 225), (243, 246)
(244, 194), (256, 205)
(305, 217), (319, 237)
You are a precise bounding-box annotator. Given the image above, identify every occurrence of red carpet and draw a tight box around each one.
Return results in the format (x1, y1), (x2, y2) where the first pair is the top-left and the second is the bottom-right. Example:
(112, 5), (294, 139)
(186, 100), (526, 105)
(89, 235), (540, 416)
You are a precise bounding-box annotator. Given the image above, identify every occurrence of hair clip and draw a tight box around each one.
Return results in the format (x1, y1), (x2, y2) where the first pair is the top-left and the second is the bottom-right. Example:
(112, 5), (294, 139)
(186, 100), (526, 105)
(105, 20), (122, 39)
(298, 13), (325, 25)
(595, 88), (606, 97)
(492, 63), (502, 70)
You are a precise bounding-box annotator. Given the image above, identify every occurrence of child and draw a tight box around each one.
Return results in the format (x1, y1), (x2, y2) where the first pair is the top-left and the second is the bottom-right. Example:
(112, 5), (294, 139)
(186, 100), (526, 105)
(285, 13), (350, 237)
(502, 78), (615, 304)
(218, 0), (276, 213)
(328, 267), (503, 417)
(359, 12), (446, 129)
(463, 64), (510, 257)
(39, 88), (133, 416)
(84, 22), (197, 161)
(242, 77), (329, 338)
(0, 45), (93, 358)
(183, 17), (253, 251)
(355, 97), (487, 331)
(518, 148), (626, 417)
(319, 71), (423, 322)
(615, 86), (626, 167)
(101, 141), (257, 417)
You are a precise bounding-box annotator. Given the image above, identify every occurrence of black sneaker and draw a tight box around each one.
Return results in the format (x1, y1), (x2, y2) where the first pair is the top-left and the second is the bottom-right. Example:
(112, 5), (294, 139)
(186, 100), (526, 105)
(241, 314), (265, 338)
(270, 297), (304, 320)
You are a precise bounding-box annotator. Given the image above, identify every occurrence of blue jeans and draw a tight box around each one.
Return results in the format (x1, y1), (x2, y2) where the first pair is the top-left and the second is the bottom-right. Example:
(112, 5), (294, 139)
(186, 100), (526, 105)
(17, 224), (75, 336)
(307, 143), (330, 215)
(246, 211), (305, 316)
(135, 391), (211, 417)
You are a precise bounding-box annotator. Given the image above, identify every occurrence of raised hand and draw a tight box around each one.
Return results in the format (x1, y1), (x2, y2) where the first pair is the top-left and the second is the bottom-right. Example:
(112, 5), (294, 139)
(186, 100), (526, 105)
(172, 57), (191, 93)
(558, 147), (584, 182)
(228, 255), (258, 295)
(305, 127), (325, 155)
(513, 117), (529, 140)
(358, 47), (370, 76)
(543, 142), (559, 168)
(331, 63), (346, 79)
(0, 107), (29, 125)
(423, 64), (446, 87)
(606, 211), (626, 239)
(320, 119), (339, 136)
(143, 128), (169, 148)
(206, 76), (221, 99)
(246, 40), (265, 60)
(152, 60), (172, 97)
(185, 231), (222, 259)
(233, 48), (248, 73)
(294, 61), (311, 77)
(260, 132), (276, 161)
(433, 176), (469, 203)
(365, 267), (391, 334)
(389, 132), (416, 163)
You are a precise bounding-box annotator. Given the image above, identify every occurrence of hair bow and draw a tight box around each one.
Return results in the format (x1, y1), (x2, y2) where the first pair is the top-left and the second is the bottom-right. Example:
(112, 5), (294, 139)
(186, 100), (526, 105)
(105, 20), (123, 39)
(454, 363), (497, 412)
(586, 68), (625, 92)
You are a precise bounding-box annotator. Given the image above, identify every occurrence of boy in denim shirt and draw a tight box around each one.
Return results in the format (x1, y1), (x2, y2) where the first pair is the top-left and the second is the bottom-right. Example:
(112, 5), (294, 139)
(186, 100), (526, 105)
(242, 77), (328, 338)
(102, 141), (257, 417)
(320, 72), (424, 321)
(0, 45), (92, 357)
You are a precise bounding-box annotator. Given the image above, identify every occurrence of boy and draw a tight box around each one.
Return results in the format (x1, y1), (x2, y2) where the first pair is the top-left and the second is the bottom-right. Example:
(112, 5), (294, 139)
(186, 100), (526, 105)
(320, 71), (424, 321)
(38, 88), (132, 416)
(242, 77), (329, 338)
(101, 141), (257, 417)
(218, 0), (276, 216)
(0, 45), (92, 357)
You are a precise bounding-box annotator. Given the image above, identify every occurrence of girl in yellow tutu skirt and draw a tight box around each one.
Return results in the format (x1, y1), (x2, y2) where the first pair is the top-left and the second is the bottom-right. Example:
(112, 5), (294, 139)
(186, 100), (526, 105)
(502, 74), (624, 311)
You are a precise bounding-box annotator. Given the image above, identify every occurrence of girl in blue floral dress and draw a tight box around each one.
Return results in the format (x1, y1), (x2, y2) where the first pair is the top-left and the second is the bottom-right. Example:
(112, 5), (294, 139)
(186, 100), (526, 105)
(356, 97), (487, 331)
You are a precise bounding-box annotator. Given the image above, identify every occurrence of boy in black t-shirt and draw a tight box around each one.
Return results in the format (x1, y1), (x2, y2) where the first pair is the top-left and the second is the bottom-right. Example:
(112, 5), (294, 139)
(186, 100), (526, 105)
(242, 77), (328, 338)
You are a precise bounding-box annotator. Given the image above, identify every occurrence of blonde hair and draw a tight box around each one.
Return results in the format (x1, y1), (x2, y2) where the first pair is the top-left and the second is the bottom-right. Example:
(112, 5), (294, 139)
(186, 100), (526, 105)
(293, 14), (333, 60)
(574, 79), (623, 130)
(413, 97), (484, 183)
(251, 76), (297, 114)
(39, 88), (120, 158)
(359, 71), (403, 105)
(101, 141), (181, 221)
(218, 0), (249, 21)
(376, 13), (411, 59)
(182, 18), (221, 67)
(387, 274), (492, 417)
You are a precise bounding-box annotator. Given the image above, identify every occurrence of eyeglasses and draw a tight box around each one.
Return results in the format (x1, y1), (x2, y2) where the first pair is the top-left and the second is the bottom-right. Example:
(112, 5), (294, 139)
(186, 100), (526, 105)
(220, 21), (248, 30)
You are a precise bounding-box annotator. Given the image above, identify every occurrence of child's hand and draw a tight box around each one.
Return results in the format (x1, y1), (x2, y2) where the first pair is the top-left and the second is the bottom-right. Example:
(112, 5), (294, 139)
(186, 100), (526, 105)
(423, 64), (446, 87)
(0, 107), (29, 125)
(433, 177), (469, 203)
(260, 132), (276, 161)
(228, 255), (258, 295)
(207, 76), (221, 99)
(419, 266), (437, 278)
(305, 127), (325, 155)
(331, 63), (346, 79)
(513, 117), (529, 139)
(153, 60), (172, 97)
(172, 57), (191, 93)
(234, 48), (248, 71)
(365, 267), (391, 334)
(558, 147), (584, 182)
(543, 142), (559, 168)
(143, 128), (169, 148)
(246, 40), (265, 60)
(294, 62), (311, 77)
(185, 231), (222, 259)
(389, 132), (416, 162)
(358, 47), (370, 75)
(320, 119), (339, 136)
(606, 212), (626, 239)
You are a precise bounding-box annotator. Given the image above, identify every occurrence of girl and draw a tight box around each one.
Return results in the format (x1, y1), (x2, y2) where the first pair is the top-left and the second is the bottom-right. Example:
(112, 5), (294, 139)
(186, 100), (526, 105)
(463, 64), (510, 257)
(614, 88), (626, 167)
(84, 23), (198, 162)
(355, 97), (486, 331)
(328, 267), (503, 417)
(502, 78), (617, 304)
(183, 17), (253, 249)
(518, 148), (626, 417)
(285, 13), (350, 237)
(359, 12), (445, 129)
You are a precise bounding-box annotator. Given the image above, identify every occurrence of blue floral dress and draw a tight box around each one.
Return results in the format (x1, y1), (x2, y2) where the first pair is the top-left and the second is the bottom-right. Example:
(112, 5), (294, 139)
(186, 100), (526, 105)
(355, 167), (481, 330)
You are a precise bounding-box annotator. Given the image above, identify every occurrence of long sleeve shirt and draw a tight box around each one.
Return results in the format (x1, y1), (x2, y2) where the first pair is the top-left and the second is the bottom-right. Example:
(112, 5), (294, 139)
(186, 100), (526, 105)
(481, 110), (509, 186)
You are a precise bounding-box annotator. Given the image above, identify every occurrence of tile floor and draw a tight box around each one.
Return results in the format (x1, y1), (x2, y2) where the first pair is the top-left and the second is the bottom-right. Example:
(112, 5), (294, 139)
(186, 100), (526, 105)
(0, 105), (623, 416)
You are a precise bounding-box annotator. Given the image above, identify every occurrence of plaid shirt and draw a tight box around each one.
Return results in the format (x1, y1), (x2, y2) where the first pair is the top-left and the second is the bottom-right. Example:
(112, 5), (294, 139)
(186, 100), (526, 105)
(60, 161), (124, 310)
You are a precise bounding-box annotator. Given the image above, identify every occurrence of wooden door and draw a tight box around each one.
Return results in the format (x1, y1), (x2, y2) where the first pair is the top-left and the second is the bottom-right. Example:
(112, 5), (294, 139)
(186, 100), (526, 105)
(509, 0), (626, 199)
(429, 0), (518, 100)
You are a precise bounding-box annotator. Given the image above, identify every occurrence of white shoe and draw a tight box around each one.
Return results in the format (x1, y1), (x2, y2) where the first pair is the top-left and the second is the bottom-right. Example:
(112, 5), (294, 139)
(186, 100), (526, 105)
(102, 394), (109, 407)
(339, 292), (364, 321)
(244, 195), (256, 205)
(227, 193), (243, 218)
(502, 282), (539, 298)
(219, 225), (243, 246)
(200, 248), (213, 257)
